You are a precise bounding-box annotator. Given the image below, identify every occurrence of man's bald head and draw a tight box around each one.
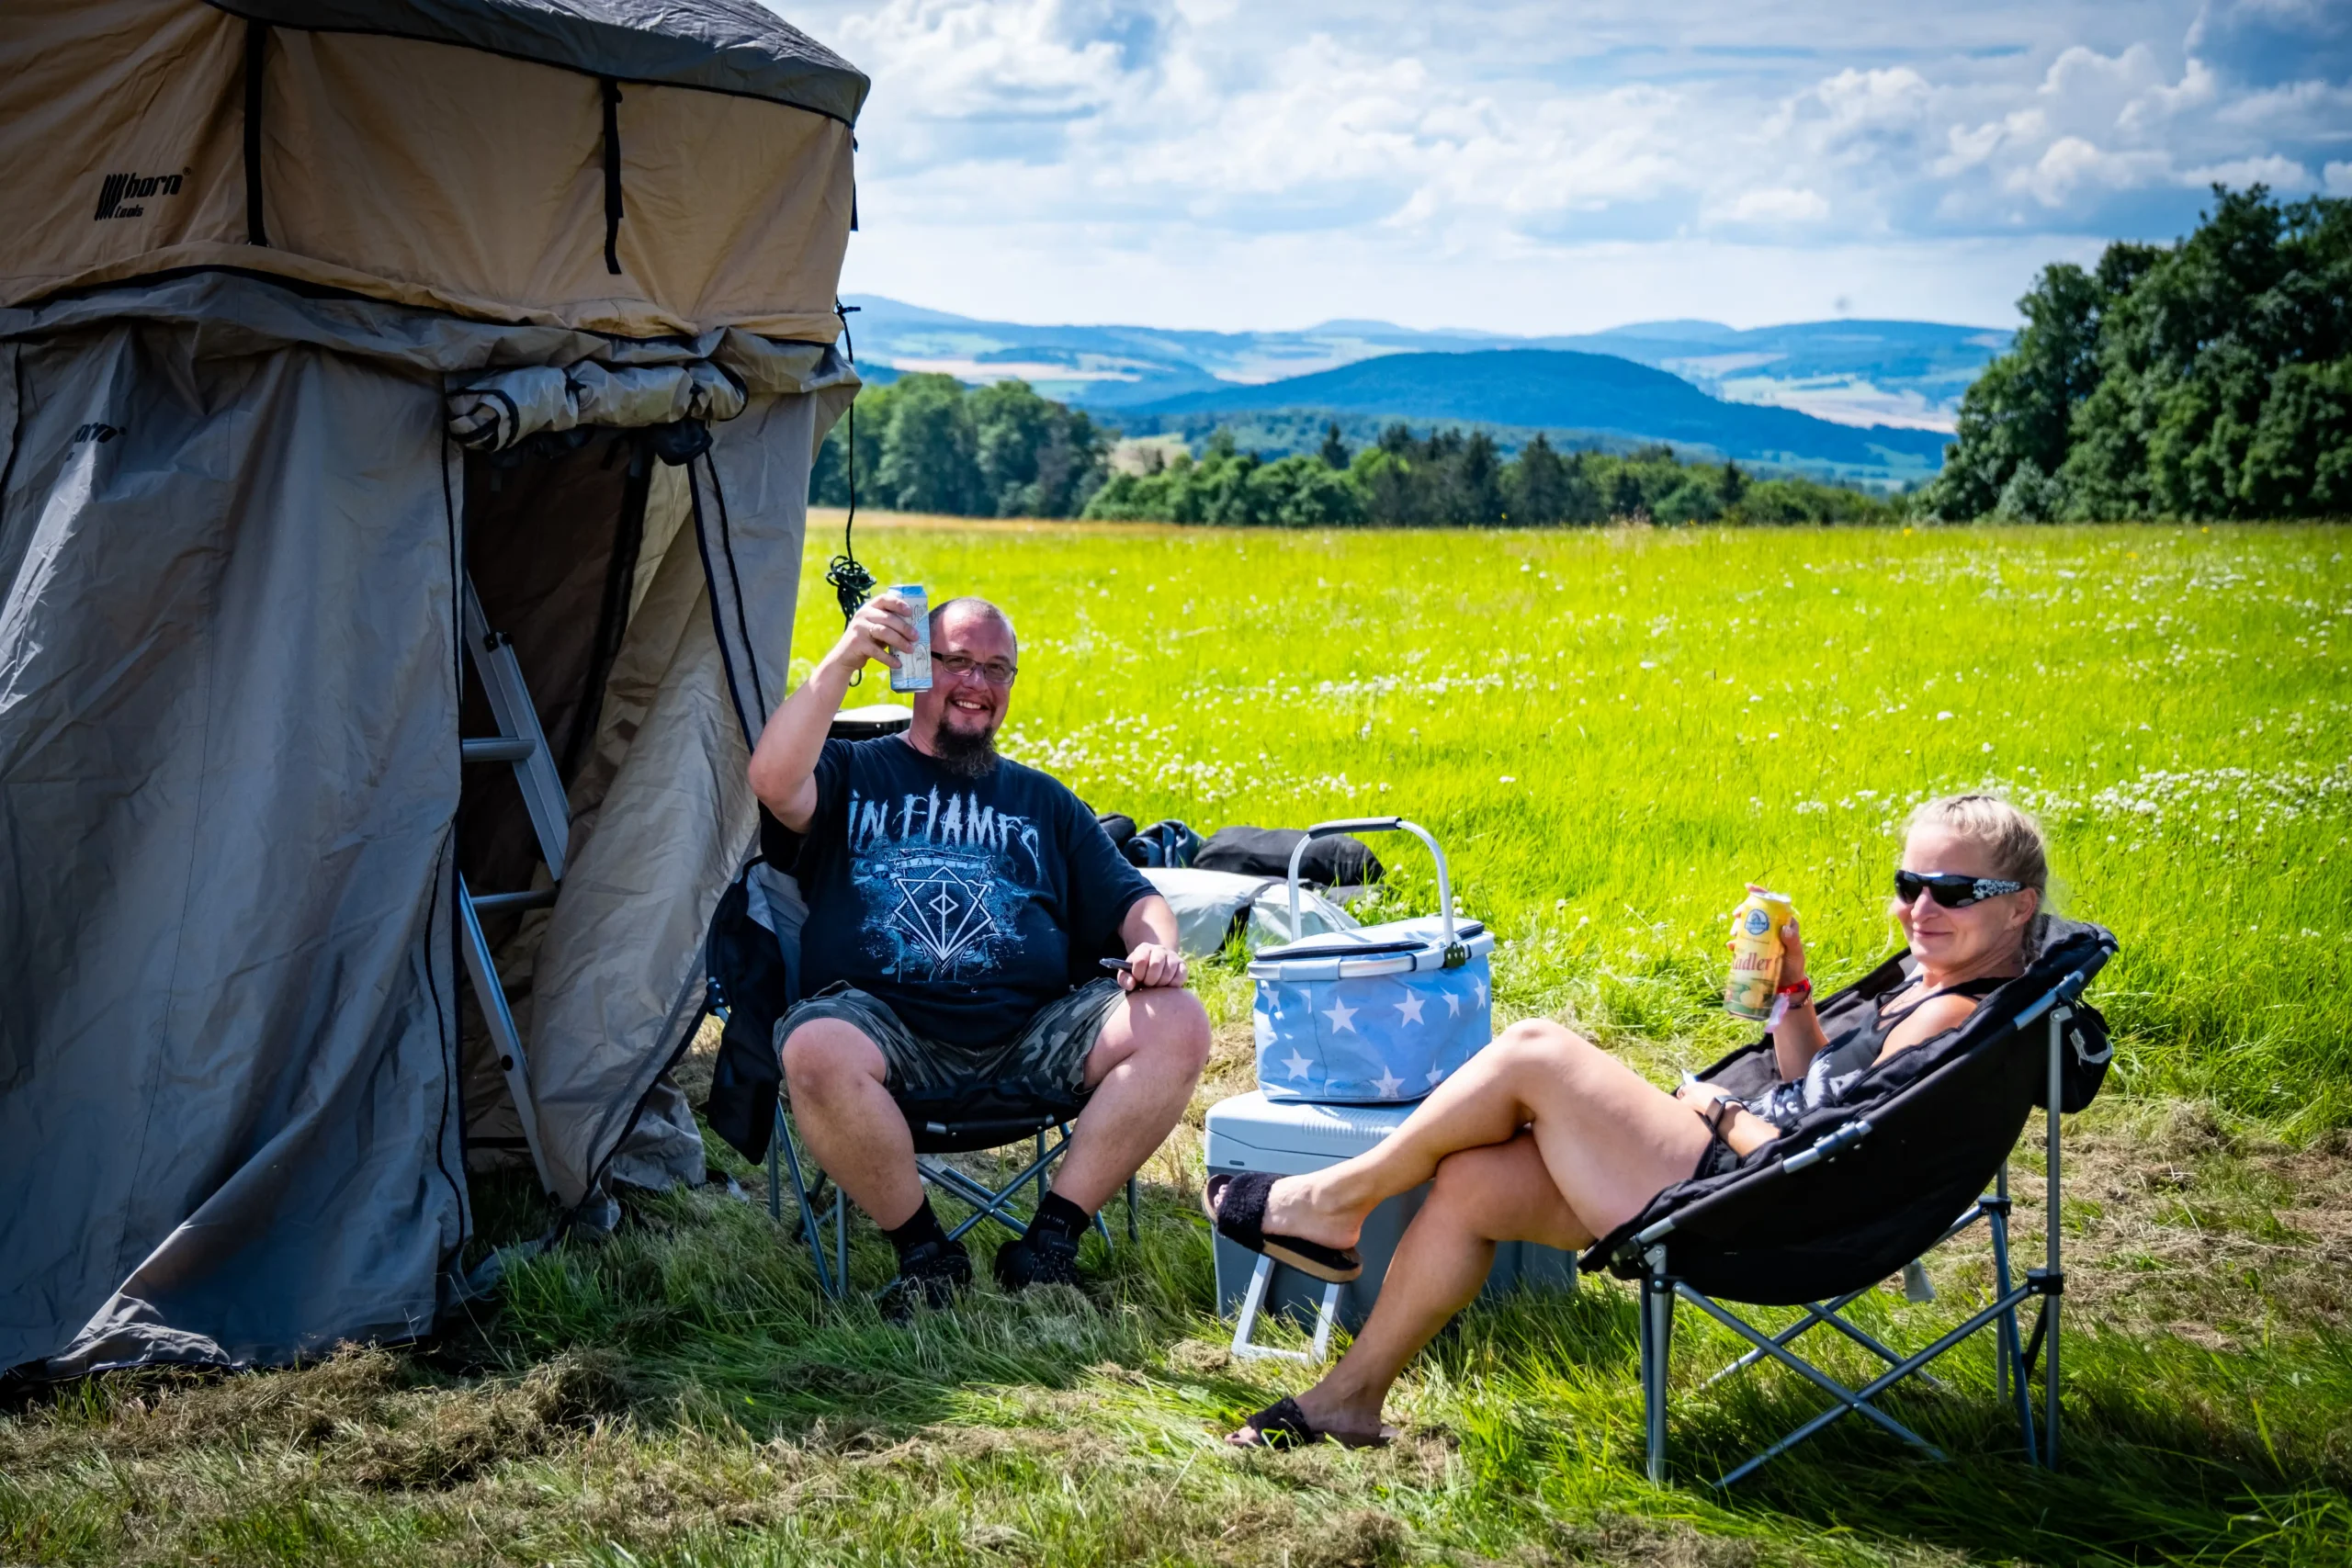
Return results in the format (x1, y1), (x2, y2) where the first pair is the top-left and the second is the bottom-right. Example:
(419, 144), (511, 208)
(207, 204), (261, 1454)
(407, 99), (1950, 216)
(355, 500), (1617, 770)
(930, 596), (1016, 653)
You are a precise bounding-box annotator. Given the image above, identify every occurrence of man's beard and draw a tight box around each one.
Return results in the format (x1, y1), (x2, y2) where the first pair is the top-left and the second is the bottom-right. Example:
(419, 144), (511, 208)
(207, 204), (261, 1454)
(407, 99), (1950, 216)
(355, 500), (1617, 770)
(931, 719), (1000, 779)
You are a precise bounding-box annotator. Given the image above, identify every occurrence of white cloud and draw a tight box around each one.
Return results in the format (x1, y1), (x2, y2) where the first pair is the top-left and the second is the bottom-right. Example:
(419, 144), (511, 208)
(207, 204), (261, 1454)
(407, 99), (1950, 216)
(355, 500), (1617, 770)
(1711, 186), (1833, 225)
(2007, 137), (2174, 206)
(773, 0), (2352, 331)
(2327, 161), (2352, 195)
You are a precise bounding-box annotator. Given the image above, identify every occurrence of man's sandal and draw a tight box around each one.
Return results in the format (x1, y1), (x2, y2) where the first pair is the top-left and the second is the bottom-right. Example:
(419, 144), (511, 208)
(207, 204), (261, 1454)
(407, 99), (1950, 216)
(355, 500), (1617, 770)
(1228, 1395), (1395, 1450)
(1203, 1171), (1363, 1283)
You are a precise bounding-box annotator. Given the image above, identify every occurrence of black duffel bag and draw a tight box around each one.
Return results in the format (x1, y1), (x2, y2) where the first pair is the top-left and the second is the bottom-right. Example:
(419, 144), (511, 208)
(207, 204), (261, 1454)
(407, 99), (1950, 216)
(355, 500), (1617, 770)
(1193, 825), (1383, 887)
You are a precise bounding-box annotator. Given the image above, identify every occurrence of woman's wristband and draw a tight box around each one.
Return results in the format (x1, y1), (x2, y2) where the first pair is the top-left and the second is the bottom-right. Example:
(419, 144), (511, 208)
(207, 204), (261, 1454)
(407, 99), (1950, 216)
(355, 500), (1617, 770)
(1776, 977), (1813, 1006)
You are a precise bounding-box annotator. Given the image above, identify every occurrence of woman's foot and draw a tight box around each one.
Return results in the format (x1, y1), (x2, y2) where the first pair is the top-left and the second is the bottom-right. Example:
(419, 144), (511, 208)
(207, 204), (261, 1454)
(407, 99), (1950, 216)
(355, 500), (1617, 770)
(1204, 1173), (1364, 1281)
(1227, 1384), (1394, 1448)
(1206, 1171), (1364, 1253)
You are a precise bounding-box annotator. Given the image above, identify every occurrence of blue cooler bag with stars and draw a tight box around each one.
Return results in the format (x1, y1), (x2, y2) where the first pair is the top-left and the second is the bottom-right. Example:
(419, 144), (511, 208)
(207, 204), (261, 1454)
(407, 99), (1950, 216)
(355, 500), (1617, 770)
(1249, 818), (1496, 1104)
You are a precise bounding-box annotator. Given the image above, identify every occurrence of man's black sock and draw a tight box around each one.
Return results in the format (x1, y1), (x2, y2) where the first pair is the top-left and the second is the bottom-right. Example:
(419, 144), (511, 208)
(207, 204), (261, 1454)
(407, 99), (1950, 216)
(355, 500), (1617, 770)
(1029, 1190), (1091, 1244)
(883, 1198), (949, 1263)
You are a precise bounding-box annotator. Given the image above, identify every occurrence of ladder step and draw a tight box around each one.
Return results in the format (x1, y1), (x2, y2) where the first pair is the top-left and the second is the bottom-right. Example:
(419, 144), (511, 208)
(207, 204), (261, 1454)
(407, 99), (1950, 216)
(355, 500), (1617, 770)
(461, 736), (537, 763)
(469, 887), (559, 915)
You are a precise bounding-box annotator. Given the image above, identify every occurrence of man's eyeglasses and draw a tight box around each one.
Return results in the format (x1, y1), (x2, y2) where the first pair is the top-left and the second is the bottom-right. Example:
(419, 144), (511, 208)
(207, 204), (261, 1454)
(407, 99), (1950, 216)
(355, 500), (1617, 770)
(1894, 870), (2024, 908)
(934, 651), (1018, 687)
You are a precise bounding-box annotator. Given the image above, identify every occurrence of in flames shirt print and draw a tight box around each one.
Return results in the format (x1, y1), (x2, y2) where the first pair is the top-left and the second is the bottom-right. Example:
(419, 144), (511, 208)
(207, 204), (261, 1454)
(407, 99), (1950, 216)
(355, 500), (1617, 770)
(762, 735), (1153, 1051)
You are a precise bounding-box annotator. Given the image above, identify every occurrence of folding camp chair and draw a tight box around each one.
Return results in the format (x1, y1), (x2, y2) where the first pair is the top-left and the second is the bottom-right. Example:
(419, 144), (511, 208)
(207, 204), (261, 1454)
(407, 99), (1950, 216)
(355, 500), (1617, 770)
(697, 705), (1141, 1299)
(1584, 918), (2117, 1488)
(764, 1085), (1139, 1300)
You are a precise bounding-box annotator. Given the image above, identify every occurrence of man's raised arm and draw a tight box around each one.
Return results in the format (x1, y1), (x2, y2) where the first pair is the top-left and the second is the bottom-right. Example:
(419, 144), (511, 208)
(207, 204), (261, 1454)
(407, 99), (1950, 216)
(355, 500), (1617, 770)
(748, 592), (918, 831)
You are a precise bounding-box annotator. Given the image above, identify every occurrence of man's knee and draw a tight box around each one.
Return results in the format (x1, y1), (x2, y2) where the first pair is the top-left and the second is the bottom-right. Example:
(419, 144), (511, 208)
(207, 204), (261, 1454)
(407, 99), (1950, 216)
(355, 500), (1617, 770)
(779, 1018), (888, 1101)
(1124, 987), (1213, 1073)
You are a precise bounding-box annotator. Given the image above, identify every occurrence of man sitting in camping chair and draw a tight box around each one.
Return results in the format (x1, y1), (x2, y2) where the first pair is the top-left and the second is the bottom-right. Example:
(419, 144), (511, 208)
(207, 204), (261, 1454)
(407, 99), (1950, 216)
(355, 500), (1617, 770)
(749, 592), (1210, 1313)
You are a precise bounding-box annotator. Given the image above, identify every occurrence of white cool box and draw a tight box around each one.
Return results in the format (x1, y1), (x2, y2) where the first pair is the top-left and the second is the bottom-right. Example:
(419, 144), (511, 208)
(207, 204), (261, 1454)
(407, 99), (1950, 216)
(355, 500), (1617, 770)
(1205, 1091), (1577, 1359)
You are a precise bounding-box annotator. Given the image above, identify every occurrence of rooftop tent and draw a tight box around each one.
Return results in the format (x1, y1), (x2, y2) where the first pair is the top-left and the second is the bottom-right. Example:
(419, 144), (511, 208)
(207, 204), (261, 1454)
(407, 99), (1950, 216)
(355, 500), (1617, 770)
(0, 0), (865, 1376)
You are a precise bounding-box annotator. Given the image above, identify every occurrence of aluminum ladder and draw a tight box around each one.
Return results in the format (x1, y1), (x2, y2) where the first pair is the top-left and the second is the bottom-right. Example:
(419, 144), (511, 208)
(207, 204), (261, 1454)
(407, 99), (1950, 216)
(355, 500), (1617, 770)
(456, 576), (568, 1198)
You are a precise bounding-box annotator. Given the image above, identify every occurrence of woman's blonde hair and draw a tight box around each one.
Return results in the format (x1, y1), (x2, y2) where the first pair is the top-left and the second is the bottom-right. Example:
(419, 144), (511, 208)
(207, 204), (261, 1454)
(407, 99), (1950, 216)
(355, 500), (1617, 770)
(1905, 794), (2049, 895)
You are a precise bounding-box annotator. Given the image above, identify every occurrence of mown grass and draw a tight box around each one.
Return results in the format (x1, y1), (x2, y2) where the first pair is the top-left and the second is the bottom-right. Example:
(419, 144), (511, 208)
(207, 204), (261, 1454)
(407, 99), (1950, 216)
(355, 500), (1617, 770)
(4, 519), (2346, 1567)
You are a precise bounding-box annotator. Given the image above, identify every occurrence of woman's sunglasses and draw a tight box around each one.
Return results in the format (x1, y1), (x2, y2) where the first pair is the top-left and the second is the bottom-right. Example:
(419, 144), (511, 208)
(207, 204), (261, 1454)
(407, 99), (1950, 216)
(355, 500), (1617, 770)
(1894, 870), (2023, 908)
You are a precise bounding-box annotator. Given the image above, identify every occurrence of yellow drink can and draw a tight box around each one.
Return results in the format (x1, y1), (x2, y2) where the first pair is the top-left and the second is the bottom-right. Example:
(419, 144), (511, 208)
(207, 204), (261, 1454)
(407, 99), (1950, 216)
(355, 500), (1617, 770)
(1724, 889), (1796, 1022)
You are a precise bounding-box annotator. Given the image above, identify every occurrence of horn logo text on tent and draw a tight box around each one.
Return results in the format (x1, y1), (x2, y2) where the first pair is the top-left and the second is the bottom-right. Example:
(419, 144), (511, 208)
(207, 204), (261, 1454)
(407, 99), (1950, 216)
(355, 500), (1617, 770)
(93, 170), (187, 221)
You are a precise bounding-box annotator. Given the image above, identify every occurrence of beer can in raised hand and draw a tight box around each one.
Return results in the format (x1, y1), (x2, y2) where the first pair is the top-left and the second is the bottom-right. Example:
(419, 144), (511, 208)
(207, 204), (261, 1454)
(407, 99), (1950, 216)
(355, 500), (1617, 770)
(1724, 888), (1795, 1022)
(888, 583), (932, 693)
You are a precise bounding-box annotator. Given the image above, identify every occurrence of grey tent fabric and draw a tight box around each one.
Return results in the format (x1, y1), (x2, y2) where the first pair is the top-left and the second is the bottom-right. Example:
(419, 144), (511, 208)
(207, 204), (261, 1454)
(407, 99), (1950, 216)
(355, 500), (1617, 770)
(448, 361), (750, 452)
(0, 320), (467, 1375)
(1, 276), (842, 1371)
(522, 490), (754, 1204)
(207, 0), (870, 122)
(694, 392), (820, 738)
(0, 273), (858, 397)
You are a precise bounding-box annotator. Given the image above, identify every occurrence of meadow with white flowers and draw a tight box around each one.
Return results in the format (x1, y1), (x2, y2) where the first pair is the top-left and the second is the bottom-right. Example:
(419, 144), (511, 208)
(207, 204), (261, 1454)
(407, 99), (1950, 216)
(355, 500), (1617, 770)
(800, 514), (2351, 1130)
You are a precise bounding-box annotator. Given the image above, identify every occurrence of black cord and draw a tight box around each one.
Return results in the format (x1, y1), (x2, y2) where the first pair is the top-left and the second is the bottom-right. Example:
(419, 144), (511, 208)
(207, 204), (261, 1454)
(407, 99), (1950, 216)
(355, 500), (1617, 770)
(823, 300), (873, 681)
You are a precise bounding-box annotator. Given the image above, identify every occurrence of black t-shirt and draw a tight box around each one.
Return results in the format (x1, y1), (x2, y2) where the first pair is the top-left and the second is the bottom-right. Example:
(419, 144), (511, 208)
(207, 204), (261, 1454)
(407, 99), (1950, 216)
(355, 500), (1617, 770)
(760, 736), (1154, 1049)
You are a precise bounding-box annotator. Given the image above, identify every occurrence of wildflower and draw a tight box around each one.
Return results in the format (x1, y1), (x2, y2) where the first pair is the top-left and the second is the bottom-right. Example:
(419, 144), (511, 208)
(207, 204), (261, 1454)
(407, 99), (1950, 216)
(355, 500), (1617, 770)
(1937, 711), (1954, 721)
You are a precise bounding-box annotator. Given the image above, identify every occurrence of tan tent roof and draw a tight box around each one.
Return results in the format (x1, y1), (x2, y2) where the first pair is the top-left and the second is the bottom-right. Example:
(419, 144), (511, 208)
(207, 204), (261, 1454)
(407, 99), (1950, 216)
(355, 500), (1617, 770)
(0, 0), (867, 339)
(209, 0), (868, 120)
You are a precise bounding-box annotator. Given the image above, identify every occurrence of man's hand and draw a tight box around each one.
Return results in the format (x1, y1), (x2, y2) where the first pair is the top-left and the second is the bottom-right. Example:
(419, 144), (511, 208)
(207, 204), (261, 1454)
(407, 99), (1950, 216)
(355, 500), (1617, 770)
(826, 592), (920, 679)
(1120, 942), (1186, 991)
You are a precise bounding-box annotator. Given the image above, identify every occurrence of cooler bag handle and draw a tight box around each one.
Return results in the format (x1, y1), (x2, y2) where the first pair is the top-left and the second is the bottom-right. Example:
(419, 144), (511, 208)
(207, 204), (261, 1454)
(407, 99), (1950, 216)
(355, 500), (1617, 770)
(1287, 818), (1463, 963)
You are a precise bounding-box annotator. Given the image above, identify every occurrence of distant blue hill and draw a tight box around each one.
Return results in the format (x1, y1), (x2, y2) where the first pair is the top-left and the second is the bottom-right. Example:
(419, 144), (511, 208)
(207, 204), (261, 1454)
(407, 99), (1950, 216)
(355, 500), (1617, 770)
(1119, 350), (1951, 472)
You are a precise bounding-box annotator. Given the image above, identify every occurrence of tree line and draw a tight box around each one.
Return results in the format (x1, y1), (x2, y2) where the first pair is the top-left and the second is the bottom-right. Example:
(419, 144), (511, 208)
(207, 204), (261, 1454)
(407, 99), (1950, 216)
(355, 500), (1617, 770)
(1081, 427), (1895, 525)
(1925, 186), (2350, 521)
(809, 374), (1897, 526)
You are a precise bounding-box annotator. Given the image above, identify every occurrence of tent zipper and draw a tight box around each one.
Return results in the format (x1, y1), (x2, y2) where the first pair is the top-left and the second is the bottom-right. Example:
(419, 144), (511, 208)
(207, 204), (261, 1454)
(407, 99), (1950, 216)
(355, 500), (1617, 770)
(243, 21), (268, 245)
(600, 78), (624, 274)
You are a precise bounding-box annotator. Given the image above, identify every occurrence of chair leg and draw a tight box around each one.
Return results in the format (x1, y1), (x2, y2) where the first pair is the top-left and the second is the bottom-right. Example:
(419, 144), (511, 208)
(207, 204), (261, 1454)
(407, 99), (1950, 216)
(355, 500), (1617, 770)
(2042, 1010), (2066, 1471)
(773, 1111), (838, 1300)
(767, 1106), (783, 1222)
(1126, 1173), (1139, 1243)
(1988, 1172), (2038, 1458)
(1643, 1256), (1674, 1484)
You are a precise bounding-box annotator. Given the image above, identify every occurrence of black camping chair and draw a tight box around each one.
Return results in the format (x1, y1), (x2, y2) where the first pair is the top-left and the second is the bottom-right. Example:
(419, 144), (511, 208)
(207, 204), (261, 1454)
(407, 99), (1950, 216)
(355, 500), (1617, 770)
(765, 1083), (1136, 1301)
(698, 854), (1136, 1302)
(1582, 917), (2118, 1488)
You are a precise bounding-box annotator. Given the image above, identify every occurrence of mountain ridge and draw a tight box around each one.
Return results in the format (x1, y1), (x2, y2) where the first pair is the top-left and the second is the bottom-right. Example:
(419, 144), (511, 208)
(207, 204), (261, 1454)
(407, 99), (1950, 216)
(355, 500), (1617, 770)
(1114, 350), (1950, 475)
(838, 293), (2007, 480)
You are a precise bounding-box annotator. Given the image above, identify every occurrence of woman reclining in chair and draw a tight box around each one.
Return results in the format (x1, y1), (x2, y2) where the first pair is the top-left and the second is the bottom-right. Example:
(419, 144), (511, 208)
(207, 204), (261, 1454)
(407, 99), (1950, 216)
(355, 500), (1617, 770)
(1208, 794), (2048, 1447)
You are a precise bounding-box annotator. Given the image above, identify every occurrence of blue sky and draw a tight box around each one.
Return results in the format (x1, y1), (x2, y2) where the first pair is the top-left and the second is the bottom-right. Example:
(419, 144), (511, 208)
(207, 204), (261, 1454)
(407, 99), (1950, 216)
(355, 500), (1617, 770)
(779, 1), (2352, 333)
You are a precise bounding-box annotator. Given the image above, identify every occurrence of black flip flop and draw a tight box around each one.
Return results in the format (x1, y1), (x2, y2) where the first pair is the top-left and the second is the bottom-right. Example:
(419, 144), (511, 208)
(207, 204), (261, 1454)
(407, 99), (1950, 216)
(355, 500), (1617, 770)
(1228, 1395), (1393, 1450)
(1203, 1171), (1363, 1283)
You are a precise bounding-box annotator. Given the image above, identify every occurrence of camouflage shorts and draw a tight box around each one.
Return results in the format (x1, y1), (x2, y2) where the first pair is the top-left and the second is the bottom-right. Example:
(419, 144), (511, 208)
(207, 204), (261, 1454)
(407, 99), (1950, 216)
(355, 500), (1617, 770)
(776, 976), (1126, 1100)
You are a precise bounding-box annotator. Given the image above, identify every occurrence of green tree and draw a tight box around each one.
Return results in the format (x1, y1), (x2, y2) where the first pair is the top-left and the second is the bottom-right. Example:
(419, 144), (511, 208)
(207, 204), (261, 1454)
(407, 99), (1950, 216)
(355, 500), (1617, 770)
(1510, 434), (1569, 524)
(875, 374), (980, 514)
(1317, 421), (1351, 469)
(1935, 185), (2352, 521)
(1449, 431), (1507, 525)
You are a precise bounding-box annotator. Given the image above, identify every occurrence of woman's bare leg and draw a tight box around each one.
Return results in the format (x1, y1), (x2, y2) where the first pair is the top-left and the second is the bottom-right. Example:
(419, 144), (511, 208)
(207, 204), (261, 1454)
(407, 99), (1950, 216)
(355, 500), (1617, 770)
(1232, 1134), (1587, 1444)
(1226, 1020), (1712, 1252)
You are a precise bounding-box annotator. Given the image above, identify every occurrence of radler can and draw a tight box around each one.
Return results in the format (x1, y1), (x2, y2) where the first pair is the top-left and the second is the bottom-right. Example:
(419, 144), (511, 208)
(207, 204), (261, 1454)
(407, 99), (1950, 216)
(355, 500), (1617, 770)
(1723, 888), (1796, 1022)
(888, 583), (932, 693)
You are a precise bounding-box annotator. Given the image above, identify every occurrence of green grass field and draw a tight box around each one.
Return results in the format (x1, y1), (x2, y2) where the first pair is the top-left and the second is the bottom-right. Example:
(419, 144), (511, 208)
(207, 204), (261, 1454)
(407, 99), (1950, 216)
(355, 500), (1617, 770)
(5, 519), (2347, 1568)
(810, 515), (2351, 1129)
